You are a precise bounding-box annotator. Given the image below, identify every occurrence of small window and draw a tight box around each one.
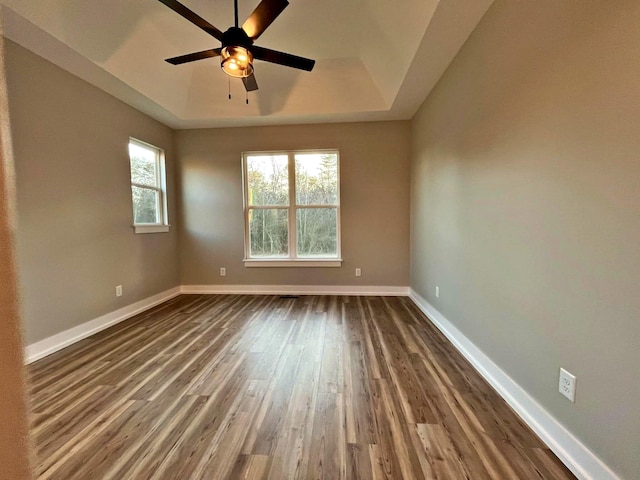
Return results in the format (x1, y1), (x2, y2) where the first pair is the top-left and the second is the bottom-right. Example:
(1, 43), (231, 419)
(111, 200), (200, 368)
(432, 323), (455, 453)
(128, 138), (169, 234)
(243, 150), (341, 267)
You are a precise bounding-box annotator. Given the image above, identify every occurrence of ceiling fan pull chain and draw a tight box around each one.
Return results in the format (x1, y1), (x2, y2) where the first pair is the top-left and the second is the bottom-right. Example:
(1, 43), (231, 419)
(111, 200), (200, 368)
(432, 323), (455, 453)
(228, 77), (231, 100)
(246, 89), (249, 105)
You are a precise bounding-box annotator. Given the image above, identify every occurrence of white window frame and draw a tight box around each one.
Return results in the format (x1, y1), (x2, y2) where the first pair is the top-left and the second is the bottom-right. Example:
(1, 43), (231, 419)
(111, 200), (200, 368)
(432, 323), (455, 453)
(242, 150), (342, 267)
(129, 138), (169, 234)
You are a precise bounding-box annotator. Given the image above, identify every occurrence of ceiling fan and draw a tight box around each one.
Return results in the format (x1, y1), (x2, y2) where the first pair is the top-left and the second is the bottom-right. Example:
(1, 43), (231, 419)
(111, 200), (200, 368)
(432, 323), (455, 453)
(157, 0), (316, 92)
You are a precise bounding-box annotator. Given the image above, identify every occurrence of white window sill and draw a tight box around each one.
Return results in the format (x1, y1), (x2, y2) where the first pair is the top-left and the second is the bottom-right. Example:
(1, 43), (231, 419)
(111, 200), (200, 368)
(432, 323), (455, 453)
(244, 258), (343, 267)
(133, 224), (170, 234)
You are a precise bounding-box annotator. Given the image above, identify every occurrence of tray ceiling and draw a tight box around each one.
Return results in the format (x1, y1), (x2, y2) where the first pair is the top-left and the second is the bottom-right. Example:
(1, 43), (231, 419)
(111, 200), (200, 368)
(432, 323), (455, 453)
(0, 0), (493, 128)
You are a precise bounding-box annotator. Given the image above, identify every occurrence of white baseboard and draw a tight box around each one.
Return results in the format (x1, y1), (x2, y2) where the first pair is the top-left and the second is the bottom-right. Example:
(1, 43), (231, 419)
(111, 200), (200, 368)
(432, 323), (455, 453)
(180, 284), (410, 296)
(408, 289), (620, 480)
(25, 287), (181, 364)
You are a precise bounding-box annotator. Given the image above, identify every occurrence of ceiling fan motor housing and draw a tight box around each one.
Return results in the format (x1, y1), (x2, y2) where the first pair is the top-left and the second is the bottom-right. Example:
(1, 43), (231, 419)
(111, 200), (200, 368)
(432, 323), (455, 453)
(222, 27), (253, 50)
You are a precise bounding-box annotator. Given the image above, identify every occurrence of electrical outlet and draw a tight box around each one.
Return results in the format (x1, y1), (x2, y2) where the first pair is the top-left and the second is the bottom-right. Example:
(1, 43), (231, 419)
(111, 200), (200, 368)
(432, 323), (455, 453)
(220, 267), (226, 277)
(435, 286), (440, 298)
(355, 268), (361, 277)
(559, 368), (576, 402)
(115, 285), (123, 297)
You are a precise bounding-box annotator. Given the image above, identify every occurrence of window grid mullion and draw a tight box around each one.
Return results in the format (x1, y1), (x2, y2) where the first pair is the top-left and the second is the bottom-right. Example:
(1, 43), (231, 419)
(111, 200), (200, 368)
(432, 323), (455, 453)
(247, 205), (289, 209)
(288, 153), (297, 259)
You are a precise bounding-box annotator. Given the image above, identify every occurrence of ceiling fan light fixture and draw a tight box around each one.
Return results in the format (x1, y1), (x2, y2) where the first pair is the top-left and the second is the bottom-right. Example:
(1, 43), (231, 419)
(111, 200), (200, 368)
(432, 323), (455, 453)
(221, 46), (253, 78)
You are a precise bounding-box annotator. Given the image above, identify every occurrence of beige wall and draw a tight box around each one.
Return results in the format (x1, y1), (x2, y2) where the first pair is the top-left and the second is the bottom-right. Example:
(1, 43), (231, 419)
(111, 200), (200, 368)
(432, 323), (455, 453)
(5, 40), (180, 345)
(176, 122), (411, 287)
(0, 33), (32, 479)
(410, 1), (640, 479)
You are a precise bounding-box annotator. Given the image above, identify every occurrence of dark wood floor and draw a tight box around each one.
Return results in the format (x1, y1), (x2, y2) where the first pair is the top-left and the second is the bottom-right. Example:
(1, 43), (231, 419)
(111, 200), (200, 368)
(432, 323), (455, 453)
(28, 294), (576, 479)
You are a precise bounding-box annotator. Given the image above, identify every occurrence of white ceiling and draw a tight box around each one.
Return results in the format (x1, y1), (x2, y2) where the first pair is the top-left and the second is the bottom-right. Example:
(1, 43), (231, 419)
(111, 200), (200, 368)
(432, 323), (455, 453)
(0, 0), (493, 129)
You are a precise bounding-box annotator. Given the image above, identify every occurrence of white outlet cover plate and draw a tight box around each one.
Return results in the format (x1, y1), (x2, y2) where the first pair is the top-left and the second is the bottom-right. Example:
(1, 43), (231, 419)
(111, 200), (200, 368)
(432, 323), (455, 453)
(559, 368), (576, 402)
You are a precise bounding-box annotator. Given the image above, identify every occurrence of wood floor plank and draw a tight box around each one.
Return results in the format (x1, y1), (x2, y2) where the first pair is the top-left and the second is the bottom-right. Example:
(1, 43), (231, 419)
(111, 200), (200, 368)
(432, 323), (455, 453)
(318, 319), (344, 394)
(346, 442), (374, 480)
(267, 349), (321, 479)
(248, 344), (305, 456)
(412, 423), (472, 479)
(229, 454), (273, 480)
(308, 392), (346, 480)
(28, 294), (577, 480)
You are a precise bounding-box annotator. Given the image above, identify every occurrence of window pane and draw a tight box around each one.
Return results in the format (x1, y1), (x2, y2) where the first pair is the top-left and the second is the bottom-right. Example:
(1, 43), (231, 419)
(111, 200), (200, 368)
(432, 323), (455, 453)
(129, 143), (158, 187)
(296, 208), (337, 257)
(249, 208), (289, 257)
(247, 155), (289, 206)
(132, 186), (159, 224)
(295, 153), (338, 205)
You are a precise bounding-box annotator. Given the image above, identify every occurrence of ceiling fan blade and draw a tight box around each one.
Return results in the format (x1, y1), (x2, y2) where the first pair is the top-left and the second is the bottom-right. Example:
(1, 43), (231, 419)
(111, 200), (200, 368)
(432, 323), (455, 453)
(242, 0), (289, 40)
(251, 46), (315, 71)
(165, 48), (222, 65)
(157, 0), (224, 41)
(242, 74), (259, 92)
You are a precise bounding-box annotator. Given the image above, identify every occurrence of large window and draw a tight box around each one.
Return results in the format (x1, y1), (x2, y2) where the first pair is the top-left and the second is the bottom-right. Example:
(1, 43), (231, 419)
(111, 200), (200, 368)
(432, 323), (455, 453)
(128, 138), (169, 234)
(243, 150), (341, 266)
